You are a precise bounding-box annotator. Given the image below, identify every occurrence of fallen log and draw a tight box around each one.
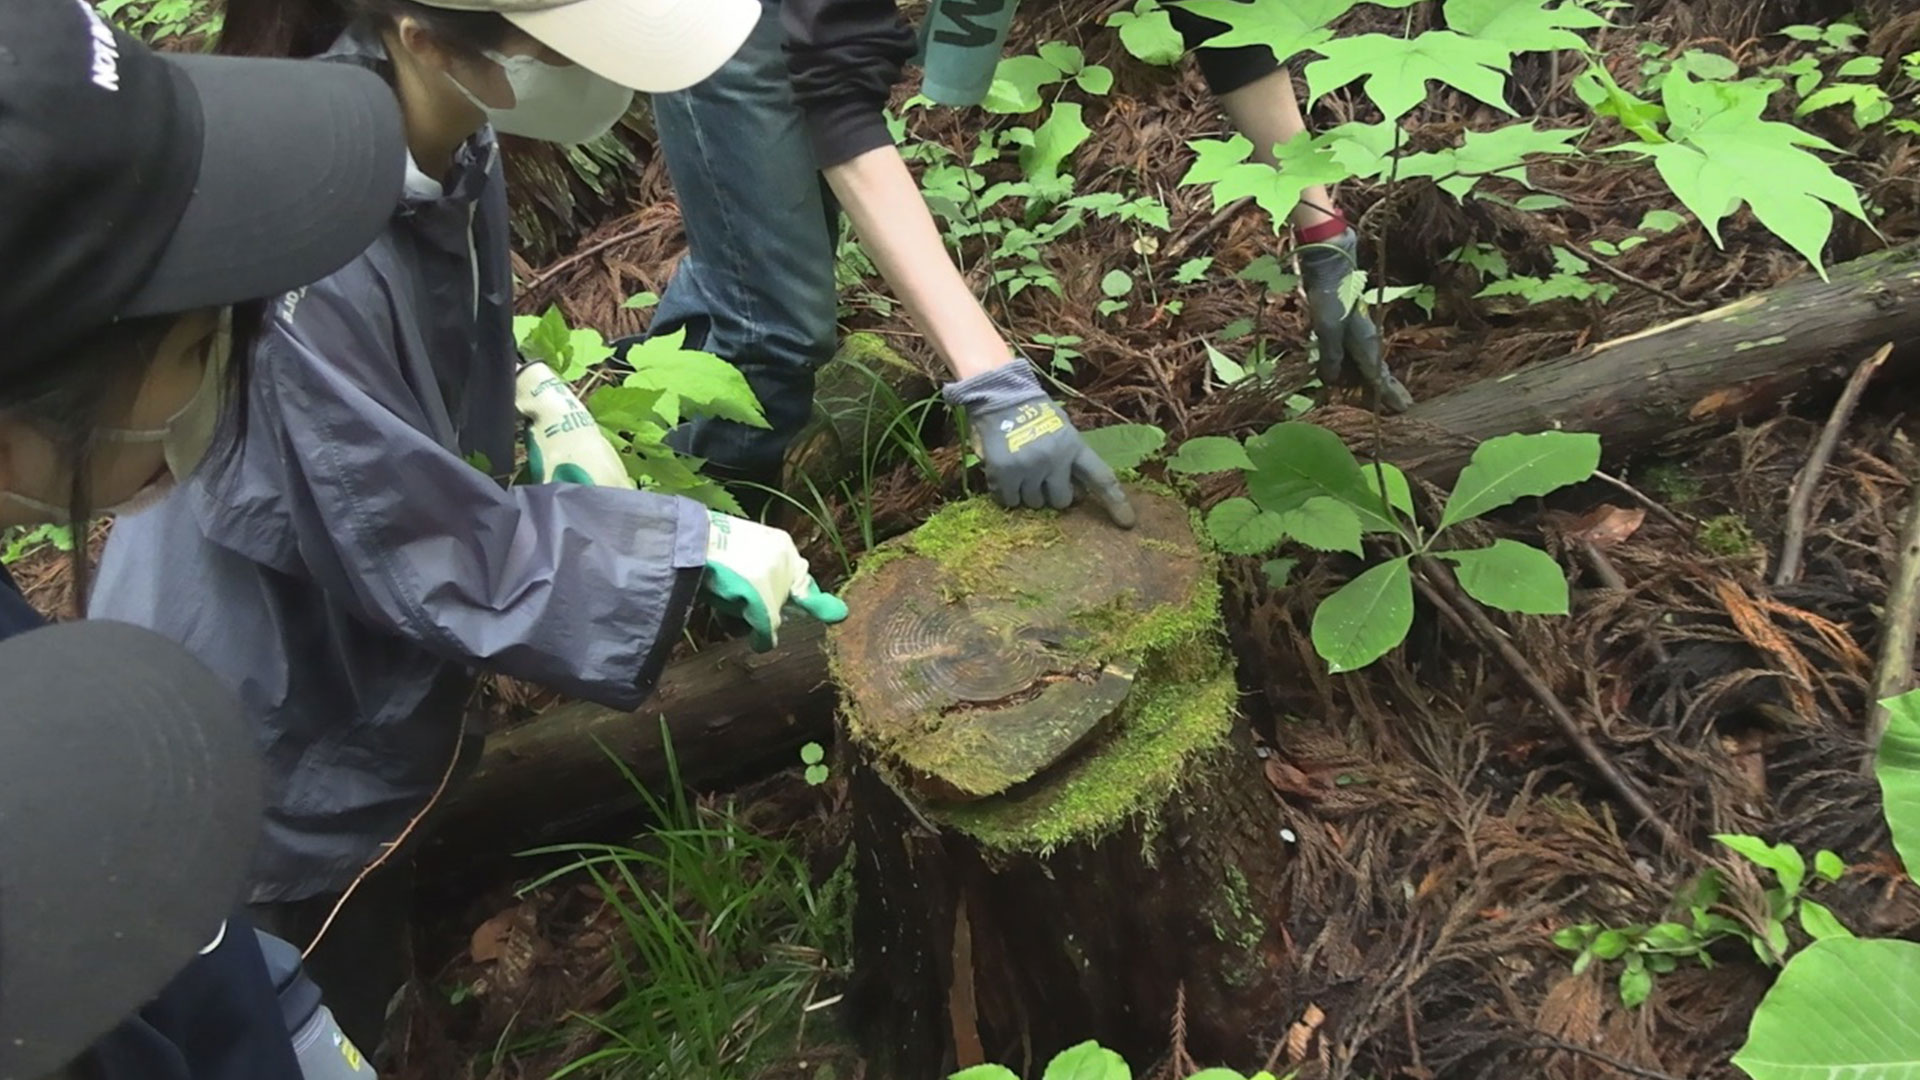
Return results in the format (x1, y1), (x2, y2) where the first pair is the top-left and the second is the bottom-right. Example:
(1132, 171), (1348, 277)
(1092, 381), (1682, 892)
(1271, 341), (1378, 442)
(832, 489), (1287, 1075)
(1382, 241), (1920, 480)
(428, 243), (1920, 866)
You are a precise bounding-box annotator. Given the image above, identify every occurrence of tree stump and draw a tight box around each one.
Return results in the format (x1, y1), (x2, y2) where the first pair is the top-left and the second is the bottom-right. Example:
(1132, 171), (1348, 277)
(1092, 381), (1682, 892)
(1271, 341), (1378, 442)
(829, 488), (1290, 1076)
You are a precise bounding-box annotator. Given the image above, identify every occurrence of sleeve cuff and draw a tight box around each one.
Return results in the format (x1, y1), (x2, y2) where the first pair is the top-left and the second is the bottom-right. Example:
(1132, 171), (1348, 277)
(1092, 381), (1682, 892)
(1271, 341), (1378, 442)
(671, 496), (711, 570)
(807, 96), (899, 169)
(941, 357), (1045, 411)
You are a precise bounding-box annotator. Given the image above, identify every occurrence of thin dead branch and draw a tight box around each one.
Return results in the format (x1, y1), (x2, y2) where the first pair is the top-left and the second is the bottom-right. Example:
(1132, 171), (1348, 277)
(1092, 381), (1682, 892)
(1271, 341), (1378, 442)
(1865, 467), (1920, 769)
(1777, 343), (1892, 585)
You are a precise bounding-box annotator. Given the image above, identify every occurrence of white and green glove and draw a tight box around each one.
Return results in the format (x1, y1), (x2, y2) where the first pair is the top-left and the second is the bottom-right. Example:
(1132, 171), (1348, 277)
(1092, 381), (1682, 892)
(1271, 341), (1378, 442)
(515, 362), (635, 488)
(703, 511), (848, 651)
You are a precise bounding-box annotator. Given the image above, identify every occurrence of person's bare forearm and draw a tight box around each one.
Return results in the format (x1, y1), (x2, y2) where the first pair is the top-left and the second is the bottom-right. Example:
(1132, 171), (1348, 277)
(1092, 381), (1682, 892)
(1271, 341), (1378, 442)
(1217, 67), (1337, 231)
(824, 146), (1011, 381)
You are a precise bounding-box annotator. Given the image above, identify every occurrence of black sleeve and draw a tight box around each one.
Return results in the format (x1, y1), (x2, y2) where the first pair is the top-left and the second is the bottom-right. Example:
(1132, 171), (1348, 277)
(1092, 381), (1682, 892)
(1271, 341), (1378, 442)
(783, 0), (920, 168)
(1167, 1), (1282, 96)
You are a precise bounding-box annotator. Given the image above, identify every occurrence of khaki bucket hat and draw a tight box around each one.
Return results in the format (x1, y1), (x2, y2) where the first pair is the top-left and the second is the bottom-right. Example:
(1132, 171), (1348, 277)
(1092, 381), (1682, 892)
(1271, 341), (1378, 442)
(423, 0), (760, 93)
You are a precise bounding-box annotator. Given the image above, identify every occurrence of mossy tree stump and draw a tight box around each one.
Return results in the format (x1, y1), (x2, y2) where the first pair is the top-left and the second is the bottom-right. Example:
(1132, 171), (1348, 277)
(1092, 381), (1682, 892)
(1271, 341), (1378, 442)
(829, 488), (1290, 1076)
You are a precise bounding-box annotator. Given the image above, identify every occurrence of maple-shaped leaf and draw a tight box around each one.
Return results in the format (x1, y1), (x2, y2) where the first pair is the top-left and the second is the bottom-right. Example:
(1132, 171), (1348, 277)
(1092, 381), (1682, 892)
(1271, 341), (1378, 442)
(1306, 30), (1515, 121)
(1444, 0), (1607, 55)
(1178, 133), (1354, 224)
(1174, 0), (1361, 66)
(1396, 121), (1584, 199)
(1319, 120), (1401, 180)
(1605, 69), (1869, 275)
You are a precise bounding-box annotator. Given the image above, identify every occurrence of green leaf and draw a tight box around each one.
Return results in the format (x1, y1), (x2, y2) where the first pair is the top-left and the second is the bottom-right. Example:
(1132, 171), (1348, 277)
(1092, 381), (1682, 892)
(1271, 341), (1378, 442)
(1021, 103), (1092, 184)
(1619, 963), (1653, 1007)
(1076, 64), (1115, 95)
(800, 742), (825, 765)
(1262, 557), (1298, 587)
(1715, 834), (1807, 897)
(1336, 266), (1367, 316)
(1552, 924), (1595, 950)
(1238, 253), (1300, 293)
(1188, 1071), (1254, 1080)
(1797, 899), (1853, 942)
(1440, 540), (1570, 615)
(1623, 68), (1869, 275)
(1395, 121), (1585, 200)
(1837, 54), (1884, 79)
(1639, 208), (1686, 232)
(1168, 436), (1255, 474)
(1592, 928), (1631, 959)
(1677, 48), (1740, 81)
(1245, 422), (1398, 532)
(1081, 424), (1167, 472)
(623, 330), (769, 428)
(1450, 243), (1512, 279)
(1797, 82), (1893, 127)
(588, 385), (669, 437)
(1042, 1040), (1130, 1080)
(1206, 342), (1249, 384)
(1574, 62), (1668, 143)
(952, 1067), (1021, 1080)
(1515, 193), (1571, 210)
(1444, 0), (1607, 55)
(805, 764), (830, 785)
(1320, 119), (1402, 180)
(1277, 497), (1365, 555)
(515, 306), (573, 369)
(1180, 133), (1355, 224)
(1643, 922), (1694, 950)
(1207, 497), (1288, 555)
(1815, 850), (1845, 882)
(1174, 256), (1214, 284)
(1306, 31), (1516, 123)
(1311, 555), (1414, 673)
(984, 54), (1064, 114)
(622, 290), (660, 310)
(1875, 689), (1920, 873)
(1107, 2), (1186, 67)
(1734, 938), (1920, 1079)
(1439, 431), (1601, 530)
(1176, 0), (1362, 66)
(1362, 462), (1415, 517)
(1101, 268), (1134, 297)
(1038, 41), (1086, 74)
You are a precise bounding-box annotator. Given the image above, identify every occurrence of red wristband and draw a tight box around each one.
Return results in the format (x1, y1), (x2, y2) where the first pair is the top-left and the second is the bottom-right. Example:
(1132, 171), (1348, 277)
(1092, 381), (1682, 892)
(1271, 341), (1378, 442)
(1294, 211), (1349, 245)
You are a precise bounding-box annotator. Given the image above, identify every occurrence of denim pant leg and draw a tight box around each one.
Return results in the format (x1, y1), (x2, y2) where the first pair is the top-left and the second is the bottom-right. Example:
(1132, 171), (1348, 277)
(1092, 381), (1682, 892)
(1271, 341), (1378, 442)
(650, 0), (841, 488)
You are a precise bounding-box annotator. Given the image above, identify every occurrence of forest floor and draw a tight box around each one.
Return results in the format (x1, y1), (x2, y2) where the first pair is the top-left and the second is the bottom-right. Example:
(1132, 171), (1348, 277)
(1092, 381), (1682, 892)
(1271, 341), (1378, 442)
(22, 0), (1920, 1077)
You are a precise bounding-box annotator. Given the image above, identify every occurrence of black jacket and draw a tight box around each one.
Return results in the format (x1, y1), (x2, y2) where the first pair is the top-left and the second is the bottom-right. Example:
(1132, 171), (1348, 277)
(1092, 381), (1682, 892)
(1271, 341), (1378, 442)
(781, 0), (1277, 168)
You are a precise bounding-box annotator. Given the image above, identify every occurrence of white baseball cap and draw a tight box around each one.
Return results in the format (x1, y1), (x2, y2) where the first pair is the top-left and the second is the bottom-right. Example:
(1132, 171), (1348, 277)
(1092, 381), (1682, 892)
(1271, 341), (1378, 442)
(421, 0), (760, 93)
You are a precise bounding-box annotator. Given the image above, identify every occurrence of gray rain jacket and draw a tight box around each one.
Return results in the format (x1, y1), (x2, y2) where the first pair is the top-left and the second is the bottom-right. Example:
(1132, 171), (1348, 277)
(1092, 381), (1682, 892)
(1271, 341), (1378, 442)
(91, 27), (708, 904)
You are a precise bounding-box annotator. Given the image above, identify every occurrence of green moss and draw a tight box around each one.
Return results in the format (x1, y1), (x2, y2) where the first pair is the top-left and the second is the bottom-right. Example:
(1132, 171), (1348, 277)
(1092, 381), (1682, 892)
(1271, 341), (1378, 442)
(907, 500), (1065, 598)
(1642, 462), (1703, 505)
(1698, 513), (1757, 557)
(937, 664), (1237, 853)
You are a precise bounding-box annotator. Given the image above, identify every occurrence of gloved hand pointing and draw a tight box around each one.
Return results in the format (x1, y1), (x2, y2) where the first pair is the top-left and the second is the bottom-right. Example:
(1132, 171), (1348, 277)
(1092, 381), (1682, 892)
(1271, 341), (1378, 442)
(703, 511), (848, 651)
(942, 358), (1136, 529)
(515, 362), (635, 488)
(1298, 227), (1415, 414)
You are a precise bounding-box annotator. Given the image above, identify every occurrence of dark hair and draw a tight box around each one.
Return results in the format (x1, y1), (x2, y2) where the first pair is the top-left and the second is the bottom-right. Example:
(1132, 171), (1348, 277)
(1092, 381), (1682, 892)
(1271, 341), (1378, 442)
(218, 0), (514, 60)
(0, 302), (263, 613)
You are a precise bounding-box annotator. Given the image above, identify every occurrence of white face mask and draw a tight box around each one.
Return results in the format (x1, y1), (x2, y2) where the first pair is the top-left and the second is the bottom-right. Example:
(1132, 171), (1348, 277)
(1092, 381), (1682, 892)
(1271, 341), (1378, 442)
(0, 311), (231, 523)
(448, 50), (634, 145)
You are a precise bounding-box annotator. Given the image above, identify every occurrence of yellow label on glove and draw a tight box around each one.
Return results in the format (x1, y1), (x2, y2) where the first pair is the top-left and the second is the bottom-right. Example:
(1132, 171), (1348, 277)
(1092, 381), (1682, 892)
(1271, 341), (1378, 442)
(1003, 403), (1065, 455)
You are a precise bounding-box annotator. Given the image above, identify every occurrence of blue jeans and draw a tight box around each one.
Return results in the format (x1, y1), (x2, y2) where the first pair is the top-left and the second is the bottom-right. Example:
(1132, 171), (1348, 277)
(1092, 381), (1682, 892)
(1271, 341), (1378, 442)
(650, 0), (840, 491)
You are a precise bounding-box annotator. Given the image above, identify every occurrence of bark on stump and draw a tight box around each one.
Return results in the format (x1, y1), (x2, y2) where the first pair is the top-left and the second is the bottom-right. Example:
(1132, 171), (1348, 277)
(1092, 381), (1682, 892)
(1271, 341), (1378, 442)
(829, 489), (1288, 1076)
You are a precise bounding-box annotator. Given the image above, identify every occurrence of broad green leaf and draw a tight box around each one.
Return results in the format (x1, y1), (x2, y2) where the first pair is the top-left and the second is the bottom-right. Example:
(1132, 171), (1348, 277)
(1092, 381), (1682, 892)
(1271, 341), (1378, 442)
(952, 1068), (1021, 1080)
(985, 54), (1064, 114)
(622, 290), (660, 310)
(1176, 0), (1362, 66)
(1107, 2), (1186, 67)
(1021, 103), (1092, 184)
(1081, 423), (1167, 472)
(1168, 435), (1255, 474)
(1797, 82), (1893, 127)
(1621, 69), (1869, 275)
(1619, 963), (1653, 1007)
(1837, 54), (1884, 79)
(1306, 31), (1516, 122)
(1320, 119), (1401, 180)
(1815, 850), (1845, 882)
(1639, 208), (1686, 232)
(1715, 834), (1807, 897)
(1207, 497), (1288, 555)
(800, 742), (826, 765)
(1514, 193), (1571, 210)
(1077, 64), (1116, 95)
(1797, 900), (1853, 942)
(1238, 253), (1299, 293)
(1312, 555), (1414, 672)
(1043, 1040), (1130, 1080)
(1552, 924), (1595, 950)
(1734, 937), (1920, 1079)
(1875, 688), (1920, 873)
(1440, 540), (1570, 614)
(1173, 256), (1214, 284)
(623, 330), (769, 428)
(1037, 41), (1086, 73)
(1592, 929), (1631, 959)
(1277, 496), (1365, 555)
(1262, 557), (1298, 587)
(1180, 133), (1355, 224)
(1395, 121), (1585, 200)
(516, 306), (572, 370)
(1336, 266), (1368, 315)
(1676, 48), (1740, 81)
(1206, 342), (1249, 384)
(1362, 462), (1416, 517)
(1574, 62), (1668, 142)
(588, 385), (669, 438)
(1189, 1071), (1255, 1080)
(1101, 269), (1134, 298)
(1450, 243), (1512, 278)
(1643, 922), (1693, 950)
(1439, 431), (1601, 529)
(1444, 0), (1607, 55)
(1245, 422), (1396, 532)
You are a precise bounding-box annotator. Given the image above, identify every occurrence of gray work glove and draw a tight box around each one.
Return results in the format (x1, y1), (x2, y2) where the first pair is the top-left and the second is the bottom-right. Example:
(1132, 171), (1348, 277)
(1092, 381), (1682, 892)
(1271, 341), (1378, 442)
(943, 359), (1137, 529)
(1298, 227), (1415, 414)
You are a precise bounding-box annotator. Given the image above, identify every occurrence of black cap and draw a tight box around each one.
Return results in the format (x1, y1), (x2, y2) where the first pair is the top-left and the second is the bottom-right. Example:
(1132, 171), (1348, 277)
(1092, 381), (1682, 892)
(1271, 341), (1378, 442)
(0, 0), (407, 380)
(0, 620), (264, 1079)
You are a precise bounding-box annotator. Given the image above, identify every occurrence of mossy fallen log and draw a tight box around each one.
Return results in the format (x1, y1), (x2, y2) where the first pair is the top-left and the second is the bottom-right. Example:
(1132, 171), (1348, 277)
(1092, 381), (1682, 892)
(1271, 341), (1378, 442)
(830, 488), (1288, 1075)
